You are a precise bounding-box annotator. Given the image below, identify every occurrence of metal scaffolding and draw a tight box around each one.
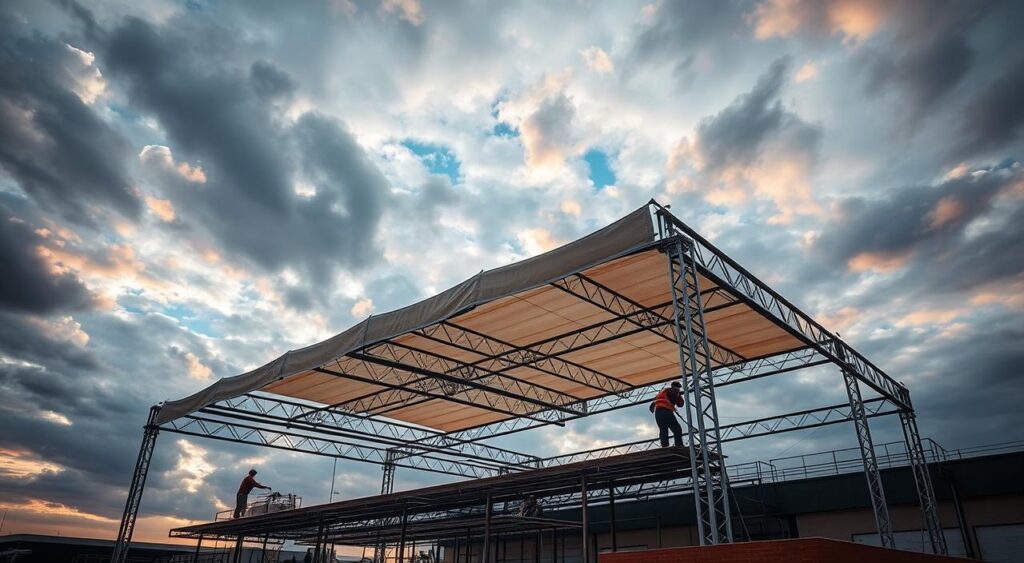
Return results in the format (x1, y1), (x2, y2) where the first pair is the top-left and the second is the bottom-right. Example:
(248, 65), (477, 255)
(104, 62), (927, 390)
(111, 201), (948, 561)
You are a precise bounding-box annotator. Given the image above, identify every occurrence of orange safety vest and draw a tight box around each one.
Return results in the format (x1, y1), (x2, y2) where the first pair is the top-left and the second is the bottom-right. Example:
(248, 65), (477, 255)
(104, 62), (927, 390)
(654, 388), (678, 411)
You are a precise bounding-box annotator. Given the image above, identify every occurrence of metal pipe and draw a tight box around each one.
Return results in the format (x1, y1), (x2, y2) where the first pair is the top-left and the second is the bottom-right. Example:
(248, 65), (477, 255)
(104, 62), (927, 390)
(398, 504), (409, 562)
(483, 493), (493, 563)
(608, 480), (617, 553)
(192, 535), (203, 563)
(580, 475), (589, 563)
(946, 469), (975, 558)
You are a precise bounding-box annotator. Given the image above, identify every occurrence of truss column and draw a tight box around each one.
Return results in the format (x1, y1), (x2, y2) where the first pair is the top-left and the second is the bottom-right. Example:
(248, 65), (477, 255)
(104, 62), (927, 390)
(665, 238), (733, 545)
(900, 406), (947, 555)
(842, 368), (895, 548)
(112, 405), (161, 563)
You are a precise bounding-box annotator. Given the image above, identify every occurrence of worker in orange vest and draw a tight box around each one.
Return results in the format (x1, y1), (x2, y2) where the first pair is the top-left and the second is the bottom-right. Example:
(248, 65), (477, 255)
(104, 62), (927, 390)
(649, 381), (685, 447)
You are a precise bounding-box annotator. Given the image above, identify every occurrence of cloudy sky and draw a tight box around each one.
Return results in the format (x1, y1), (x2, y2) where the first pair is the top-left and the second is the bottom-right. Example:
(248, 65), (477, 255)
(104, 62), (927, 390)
(1, 0), (1023, 546)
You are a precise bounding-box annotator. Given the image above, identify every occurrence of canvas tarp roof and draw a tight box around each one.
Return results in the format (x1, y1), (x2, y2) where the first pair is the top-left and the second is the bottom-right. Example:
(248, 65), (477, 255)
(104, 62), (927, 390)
(155, 205), (658, 425)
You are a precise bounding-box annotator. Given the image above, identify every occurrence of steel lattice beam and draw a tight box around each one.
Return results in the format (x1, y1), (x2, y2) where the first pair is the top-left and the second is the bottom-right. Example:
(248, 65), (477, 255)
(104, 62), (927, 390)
(436, 347), (826, 446)
(653, 203), (911, 411)
(843, 368), (895, 548)
(552, 274), (745, 366)
(112, 406), (161, 563)
(200, 394), (538, 469)
(539, 397), (898, 467)
(161, 415), (498, 479)
(664, 236), (732, 544)
(351, 343), (582, 414)
(901, 406), (947, 555)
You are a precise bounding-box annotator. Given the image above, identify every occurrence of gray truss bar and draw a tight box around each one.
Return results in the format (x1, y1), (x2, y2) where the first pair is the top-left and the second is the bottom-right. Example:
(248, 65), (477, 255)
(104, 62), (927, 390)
(901, 408), (948, 555)
(112, 406), (161, 563)
(539, 397), (897, 467)
(666, 236), (732, 544)
(552, 273), (745, 366)
(652, 203), (911, 411)
(161, 415), (497, 479)
(340, 344), (582, 416)
(203, 394), (538, 468)
(843, 368), (895, 548)
(439, 347), (826, 445)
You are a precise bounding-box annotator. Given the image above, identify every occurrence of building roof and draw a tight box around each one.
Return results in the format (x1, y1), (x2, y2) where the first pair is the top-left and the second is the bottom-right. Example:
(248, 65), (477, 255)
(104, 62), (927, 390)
(0, 533), (192, 551)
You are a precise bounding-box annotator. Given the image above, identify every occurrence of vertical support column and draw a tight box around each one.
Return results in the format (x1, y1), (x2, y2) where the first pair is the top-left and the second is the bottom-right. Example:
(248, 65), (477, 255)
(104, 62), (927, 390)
(232, 536), (243, 563)
(665, 237), (733, 545)
(608, 480), (617, 553)
(580, 475), (589, 563)
(112, 405), (162, 563)
(900, 407), (948, 555)
(841, 367), (895, 548)
(483, 492), (493, 563)
(375, 451), (398, 563)
(398, 503), (409, 563)
(192, 535), (203, 563)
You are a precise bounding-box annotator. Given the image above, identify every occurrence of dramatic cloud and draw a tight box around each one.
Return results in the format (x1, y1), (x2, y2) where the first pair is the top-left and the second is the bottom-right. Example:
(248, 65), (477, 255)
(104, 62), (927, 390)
(958, 57), (1024, 158)
(0, 15), (139, 223)
(669, 57), (823, 222)
(813, 161), (1024, 296)
(0, 197), (95, 314)
(104, 16), (388, 288)
(1, 0), (1022, 546)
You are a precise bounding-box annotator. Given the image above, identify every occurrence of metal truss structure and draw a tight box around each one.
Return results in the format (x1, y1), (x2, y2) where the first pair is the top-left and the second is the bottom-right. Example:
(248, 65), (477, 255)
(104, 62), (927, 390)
(112, 202), (948, 562)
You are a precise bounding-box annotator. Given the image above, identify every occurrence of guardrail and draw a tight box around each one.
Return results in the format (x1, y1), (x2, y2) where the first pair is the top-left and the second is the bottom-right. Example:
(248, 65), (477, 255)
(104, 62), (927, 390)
(727, 438), (1024, 485)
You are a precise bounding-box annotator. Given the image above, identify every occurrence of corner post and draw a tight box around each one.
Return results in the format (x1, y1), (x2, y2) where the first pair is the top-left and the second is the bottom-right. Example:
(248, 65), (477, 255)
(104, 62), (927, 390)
(663, 233), (733, 545)
(112, 405), (162, 563)
(900, 404), (948, 555)
(840, 362), (894, 548)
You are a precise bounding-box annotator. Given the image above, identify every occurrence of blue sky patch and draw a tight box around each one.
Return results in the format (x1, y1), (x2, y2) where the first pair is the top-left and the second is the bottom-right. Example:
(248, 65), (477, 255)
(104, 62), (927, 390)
(584, 149), (616, 191)
(402, 139), (461, 184)
(163, 304), (219, 337)
(492, 121), (519, 138)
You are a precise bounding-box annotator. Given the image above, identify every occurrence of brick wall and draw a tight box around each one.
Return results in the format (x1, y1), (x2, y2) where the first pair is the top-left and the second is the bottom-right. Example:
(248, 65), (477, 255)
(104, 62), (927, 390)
(599, 537), (966, 563)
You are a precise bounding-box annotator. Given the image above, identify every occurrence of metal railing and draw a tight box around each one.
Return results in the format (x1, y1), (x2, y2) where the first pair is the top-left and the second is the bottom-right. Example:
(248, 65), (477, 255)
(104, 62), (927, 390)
(215, 493), (302, 521)
(726, 438), (1024, 485)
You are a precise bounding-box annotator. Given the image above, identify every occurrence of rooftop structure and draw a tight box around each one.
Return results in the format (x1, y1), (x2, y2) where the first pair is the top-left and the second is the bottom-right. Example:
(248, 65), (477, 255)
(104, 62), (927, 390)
(112, 201), (948, 562)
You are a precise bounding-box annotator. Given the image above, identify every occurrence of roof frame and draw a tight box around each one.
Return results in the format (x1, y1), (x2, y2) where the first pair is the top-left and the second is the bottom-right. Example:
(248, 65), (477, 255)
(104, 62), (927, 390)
(112, 201), (944, 562)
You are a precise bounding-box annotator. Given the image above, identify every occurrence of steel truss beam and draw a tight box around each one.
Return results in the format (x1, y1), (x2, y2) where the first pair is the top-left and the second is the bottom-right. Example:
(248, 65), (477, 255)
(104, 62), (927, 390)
(652, 203), (911, 412)
(313, 288), (744, 422)
(161, 415), (498, 479)
(112, 406), (160, 563)
(843, 368), (895, 548)
(201, 394), (538, 469)
(438, 347), (826, 445)
(351, 344), (582, 414)
(665, 235), (732, 545)
(540, 397), (898, 466)
(901, 405), (947, 555)
(329, 299), (689, 420)
(371, 319), (636, 415)
(552, 273), (745, 366)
